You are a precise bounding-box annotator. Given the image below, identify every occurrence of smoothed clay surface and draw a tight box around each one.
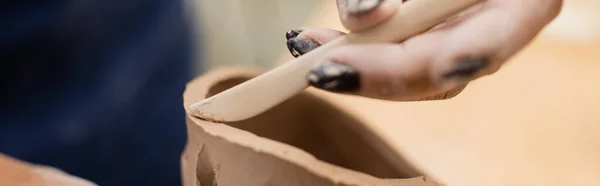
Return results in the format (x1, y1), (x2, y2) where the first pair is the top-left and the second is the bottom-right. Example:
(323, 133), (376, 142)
(181, 67), (437, 186)
(207, 77), (404, 179)
(0, 153), (97, 186)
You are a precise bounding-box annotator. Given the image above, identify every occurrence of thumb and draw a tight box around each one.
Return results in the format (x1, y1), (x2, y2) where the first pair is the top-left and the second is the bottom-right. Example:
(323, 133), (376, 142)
(336, 0), (400, 31)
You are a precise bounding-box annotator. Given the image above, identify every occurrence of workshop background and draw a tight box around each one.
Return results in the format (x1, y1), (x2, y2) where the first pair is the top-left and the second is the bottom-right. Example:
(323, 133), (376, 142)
(193, 1), (600, 186)
(194, 0), (599, 71)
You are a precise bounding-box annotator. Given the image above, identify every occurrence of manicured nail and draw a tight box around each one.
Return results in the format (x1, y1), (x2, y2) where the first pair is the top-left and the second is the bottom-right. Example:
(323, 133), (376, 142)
(306, 61), (360, 92)
(345, 0), (383, 15)
(285, 29), (302, 40)
(286, 37), (320, 58)
(442, 57), (489, 81)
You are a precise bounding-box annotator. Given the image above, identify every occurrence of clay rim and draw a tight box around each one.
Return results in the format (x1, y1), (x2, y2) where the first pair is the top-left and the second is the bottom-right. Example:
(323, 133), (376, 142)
(182, 66), (425, 184)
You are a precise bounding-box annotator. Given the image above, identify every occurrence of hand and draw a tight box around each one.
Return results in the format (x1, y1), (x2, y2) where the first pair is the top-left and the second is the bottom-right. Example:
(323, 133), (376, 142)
(285, 0), (562, 101)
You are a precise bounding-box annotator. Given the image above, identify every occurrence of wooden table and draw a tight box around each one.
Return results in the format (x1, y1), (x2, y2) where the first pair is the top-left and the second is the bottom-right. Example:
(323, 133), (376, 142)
(277, 1), (600, 185)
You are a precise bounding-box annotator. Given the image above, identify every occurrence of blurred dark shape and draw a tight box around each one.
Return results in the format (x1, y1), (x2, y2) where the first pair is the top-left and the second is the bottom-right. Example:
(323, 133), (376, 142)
(0, 0), (200, 186)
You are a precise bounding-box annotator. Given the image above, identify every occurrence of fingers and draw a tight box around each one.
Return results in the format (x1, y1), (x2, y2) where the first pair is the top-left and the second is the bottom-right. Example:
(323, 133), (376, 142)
(305, 32), (461, 101)
(335, 0), (400, 31)
(430, 0), (563, 89)
(285, 27), (346, 58)
(286, 0), (562, 101)
(286, 6), (466, 100)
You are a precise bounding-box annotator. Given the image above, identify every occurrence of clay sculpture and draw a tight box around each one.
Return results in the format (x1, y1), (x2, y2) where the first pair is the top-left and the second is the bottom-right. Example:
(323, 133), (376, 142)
(181, 67), (442, 186)
(0, 153), (97, 186)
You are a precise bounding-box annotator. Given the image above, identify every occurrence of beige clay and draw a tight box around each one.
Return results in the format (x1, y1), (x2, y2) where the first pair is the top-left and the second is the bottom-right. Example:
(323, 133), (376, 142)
(181, 67), (442, 186)
(0, 153), (97, 186)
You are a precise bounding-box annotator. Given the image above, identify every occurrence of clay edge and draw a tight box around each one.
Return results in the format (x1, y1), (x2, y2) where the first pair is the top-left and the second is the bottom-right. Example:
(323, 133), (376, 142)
(182, 67), (390, 185)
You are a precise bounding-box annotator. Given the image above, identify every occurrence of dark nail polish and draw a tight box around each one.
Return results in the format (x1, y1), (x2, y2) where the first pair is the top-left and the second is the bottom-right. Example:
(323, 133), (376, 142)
(286, 37), (320, 58)
(346, 0), (382, 15)
(285, 29), (302, 40)
(307, 62), (360, 92)
(442, 57), (489, 80)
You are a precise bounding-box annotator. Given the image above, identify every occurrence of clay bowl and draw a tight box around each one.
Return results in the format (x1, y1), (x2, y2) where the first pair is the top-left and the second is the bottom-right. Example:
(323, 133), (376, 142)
(181, 67), (439, 186)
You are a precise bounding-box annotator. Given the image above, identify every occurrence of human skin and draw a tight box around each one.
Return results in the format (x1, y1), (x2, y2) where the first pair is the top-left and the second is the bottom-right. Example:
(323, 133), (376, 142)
(286, 0), (563, 101)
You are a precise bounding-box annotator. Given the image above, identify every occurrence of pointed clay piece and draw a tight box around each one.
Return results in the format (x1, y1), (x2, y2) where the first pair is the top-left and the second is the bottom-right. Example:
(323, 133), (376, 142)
(0, 153), (97, 186)
(181, 67), (443, 186)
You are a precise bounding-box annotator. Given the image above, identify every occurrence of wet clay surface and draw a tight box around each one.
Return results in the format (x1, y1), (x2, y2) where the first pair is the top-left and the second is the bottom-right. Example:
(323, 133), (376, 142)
(207, 77), (406, 179)
(181, 67), (435, 186)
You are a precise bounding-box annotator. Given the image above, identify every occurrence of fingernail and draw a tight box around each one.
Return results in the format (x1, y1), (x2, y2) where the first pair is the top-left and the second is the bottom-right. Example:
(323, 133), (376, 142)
(285, 29), (302, 40)
(286, 37), (320, 58)
(346, 0), (383, 15)
(307, 61), (360, 92)
(442, 57), (489, 82)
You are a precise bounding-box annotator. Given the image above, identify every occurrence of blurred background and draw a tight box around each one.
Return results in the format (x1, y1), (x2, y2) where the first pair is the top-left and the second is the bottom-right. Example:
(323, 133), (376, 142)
(1, 0), (599, 186)
(193, 0), (320, 71)
(195, 0), (599, 71)
(193, 1), (600, 186)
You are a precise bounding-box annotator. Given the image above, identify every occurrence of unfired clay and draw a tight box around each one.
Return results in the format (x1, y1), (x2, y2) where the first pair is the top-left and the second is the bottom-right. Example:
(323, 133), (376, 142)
(0, 153), (97, 186)
(181, 67), (442, 186)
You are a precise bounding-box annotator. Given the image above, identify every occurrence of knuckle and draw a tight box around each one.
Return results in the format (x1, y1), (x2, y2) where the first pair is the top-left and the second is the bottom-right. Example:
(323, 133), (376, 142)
(361, 73), (408, 100)
(421, 85), (467, 101)
(341, 20), (368, 32)
(547, 0), (564, 21)
(481, 61), (502, 76)
(528, 0), (563, 23)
